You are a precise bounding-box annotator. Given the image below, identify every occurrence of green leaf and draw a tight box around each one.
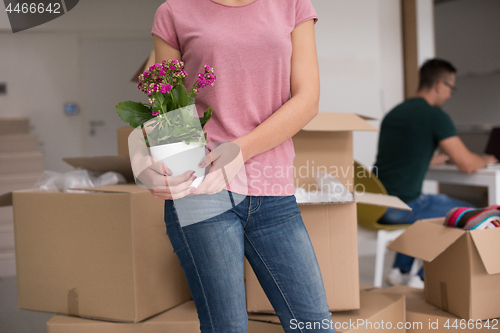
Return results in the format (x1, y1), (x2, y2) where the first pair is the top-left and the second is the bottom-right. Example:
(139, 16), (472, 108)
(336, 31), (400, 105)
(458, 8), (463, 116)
(115, 101), (153, 128)
(171, 87), (179, 110)
(177, 84), (189, 107)
(199, 107), (213, 129)
(187, 96), (196, 106)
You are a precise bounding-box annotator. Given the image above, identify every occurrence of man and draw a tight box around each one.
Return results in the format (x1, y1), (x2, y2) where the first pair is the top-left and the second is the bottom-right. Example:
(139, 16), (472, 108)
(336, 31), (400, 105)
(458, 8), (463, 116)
(373, 58), (497, 288)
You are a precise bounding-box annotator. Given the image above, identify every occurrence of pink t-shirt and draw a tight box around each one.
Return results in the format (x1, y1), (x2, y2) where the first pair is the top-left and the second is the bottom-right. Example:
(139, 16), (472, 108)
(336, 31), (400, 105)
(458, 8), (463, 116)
(151, 0), (318, 196)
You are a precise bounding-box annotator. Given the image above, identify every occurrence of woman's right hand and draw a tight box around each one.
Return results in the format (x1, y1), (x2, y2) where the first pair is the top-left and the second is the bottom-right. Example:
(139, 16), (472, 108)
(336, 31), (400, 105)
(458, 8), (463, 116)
(137, 159), (197, 200)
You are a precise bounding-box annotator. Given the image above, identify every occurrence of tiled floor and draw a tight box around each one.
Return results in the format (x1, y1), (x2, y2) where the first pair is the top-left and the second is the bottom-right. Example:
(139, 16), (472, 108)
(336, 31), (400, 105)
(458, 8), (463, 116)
(0, 252), (397, 333)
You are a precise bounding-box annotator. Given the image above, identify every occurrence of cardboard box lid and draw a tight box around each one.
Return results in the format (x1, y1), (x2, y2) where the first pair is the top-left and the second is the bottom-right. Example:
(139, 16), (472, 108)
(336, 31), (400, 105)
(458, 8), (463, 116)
(301, 112), (377, 132)
(131, 50), (155, 82)
(387, 219), (466, 262)
(354, 192), (411, 211)
(470, 227), (500, 274)
(63, 156), (134, 182)
(72, 184), (148, 194)
(298, 192), (411, 211)
(0, 184), (147, 207)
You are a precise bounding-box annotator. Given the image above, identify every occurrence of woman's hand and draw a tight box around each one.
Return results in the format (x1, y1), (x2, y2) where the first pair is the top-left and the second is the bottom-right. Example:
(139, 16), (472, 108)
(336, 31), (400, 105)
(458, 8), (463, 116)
(192, 142), (245, 195)
(137, 159), (197, 200)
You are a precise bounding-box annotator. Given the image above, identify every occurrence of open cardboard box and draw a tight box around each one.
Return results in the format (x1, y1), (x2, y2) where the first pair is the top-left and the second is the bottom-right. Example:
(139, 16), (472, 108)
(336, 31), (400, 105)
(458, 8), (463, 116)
(0, 156), (191, 323)
(245, 112), (410, 313)
(388, 218), (500, 321)
(248, 288), (406, 332)
(375, 286), (499, 332)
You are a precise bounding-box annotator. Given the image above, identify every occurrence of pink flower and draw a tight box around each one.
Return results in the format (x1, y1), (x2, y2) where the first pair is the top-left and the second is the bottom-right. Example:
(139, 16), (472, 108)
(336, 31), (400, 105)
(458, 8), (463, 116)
(152, 110), (160, 116)
(160, 84), (172, 93)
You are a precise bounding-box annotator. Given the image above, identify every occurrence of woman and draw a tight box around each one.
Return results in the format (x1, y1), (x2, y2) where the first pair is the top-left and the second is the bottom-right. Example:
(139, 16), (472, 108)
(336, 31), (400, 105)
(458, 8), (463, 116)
(148, 0), (335, 332)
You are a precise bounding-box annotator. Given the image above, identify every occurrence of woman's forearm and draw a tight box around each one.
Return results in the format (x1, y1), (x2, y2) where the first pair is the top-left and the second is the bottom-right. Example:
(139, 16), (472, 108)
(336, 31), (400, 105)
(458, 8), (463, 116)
(233, 93), (319, 162)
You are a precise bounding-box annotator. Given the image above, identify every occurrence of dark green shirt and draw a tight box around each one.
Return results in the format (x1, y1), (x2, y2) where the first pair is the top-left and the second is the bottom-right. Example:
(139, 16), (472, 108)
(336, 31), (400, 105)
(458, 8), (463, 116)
(373, 98), (457, 203)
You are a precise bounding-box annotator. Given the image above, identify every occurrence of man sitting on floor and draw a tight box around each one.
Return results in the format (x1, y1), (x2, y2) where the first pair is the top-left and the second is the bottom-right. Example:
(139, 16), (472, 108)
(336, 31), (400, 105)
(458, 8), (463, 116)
(373, 58), (497, 288)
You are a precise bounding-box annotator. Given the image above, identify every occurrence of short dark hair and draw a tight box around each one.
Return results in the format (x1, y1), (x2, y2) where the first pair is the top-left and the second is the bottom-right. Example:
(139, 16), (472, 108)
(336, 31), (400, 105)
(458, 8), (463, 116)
(418, 58), (457, 91)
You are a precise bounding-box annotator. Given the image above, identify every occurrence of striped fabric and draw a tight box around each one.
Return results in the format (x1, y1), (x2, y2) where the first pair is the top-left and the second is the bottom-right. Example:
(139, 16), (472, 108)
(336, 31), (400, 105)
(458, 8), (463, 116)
(444, 205), (500, 230)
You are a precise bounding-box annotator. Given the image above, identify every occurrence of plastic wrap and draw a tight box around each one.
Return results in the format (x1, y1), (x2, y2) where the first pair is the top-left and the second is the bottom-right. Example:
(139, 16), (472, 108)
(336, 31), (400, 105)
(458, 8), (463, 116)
(33, 170), (126, 193)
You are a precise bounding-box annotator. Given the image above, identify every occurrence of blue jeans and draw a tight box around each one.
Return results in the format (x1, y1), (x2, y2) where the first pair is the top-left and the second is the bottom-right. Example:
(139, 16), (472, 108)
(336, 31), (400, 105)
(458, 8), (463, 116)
(164, 191), (334, 333)
(378, 194), (473, 280)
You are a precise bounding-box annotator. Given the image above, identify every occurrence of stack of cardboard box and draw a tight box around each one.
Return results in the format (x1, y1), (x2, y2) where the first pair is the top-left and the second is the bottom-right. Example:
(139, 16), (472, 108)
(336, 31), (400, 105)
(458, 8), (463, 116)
(1, 111), (413, 332)
(0, 118), (43, 278)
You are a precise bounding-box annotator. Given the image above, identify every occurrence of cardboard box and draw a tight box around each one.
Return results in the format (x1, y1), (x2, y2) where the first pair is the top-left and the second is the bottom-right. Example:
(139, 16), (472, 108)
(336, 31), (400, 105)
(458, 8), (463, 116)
(118, 127), (134, 156)
(245, 113), (410, 313)
(0, 157), (191, 322)
(248, 289), (406, 332)
(0, 118), (30, 135)
(388, 218), (500, 320)
(47, 300), (282, 333)
(376, 286), (500, 332)
(0, 133), (39, 153)
(0, 152), (44, 174)
(47, 301), (200, 333)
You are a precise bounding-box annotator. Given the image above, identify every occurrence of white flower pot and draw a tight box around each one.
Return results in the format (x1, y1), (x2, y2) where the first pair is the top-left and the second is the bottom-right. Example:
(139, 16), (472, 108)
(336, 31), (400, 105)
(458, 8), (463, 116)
(150, 141), (206, 188)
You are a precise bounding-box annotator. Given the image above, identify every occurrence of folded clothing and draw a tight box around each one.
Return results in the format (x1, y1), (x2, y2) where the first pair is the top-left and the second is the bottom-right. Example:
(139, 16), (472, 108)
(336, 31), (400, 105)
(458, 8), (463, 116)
(444, 205), (500, 230)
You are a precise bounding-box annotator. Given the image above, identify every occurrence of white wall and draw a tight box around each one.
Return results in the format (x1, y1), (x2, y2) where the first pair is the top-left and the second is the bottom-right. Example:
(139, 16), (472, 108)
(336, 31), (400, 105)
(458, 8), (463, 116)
(0, 0), (164, 171)
(312, 0), (404, 169)
(434, 0), (500, 127)
(416, 0), (435, 66)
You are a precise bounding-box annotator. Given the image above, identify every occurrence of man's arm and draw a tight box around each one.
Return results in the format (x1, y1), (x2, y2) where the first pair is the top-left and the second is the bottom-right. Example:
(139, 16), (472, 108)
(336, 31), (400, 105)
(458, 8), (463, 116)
(430, 153), (448, 166)
(439, 136), (498, 173)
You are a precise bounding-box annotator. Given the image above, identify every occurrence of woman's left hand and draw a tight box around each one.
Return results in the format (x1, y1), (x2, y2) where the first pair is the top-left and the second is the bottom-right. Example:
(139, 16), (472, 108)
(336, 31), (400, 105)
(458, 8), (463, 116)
(192, 142), (245, 195)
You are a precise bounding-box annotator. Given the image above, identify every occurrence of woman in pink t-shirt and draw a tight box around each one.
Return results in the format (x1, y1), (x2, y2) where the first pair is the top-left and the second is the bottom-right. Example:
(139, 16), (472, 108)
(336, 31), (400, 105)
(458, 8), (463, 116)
(148, 0), (335, 332)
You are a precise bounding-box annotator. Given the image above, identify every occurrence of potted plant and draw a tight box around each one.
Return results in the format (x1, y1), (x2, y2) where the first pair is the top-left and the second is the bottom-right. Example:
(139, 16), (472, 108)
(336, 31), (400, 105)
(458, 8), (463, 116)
(115, 60), (216, 187)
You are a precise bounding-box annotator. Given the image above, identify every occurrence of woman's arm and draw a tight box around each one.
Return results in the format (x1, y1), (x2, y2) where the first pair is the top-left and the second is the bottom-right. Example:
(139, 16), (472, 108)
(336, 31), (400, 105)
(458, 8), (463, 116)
(233, 19), (320, 162)
(153, 35), (182, 63)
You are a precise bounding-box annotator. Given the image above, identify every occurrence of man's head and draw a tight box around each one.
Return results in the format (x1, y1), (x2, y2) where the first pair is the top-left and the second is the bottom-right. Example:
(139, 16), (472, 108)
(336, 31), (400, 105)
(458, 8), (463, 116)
(418, 58), (457, 107)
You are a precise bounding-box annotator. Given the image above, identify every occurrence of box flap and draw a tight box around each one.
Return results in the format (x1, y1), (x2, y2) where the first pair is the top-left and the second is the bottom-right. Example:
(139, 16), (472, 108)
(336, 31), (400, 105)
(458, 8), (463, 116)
(131, 50), (155, 82)
(387, 219), (465, 262)
(0, 192), (12, 207)
(63, 156), (134, 182)
(470, 227), (500, 275)
(357, 114), (378, 121)
(302, 113), (377, 132)
(70, 184), (148, 194)
(354, 192), (411, 211)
